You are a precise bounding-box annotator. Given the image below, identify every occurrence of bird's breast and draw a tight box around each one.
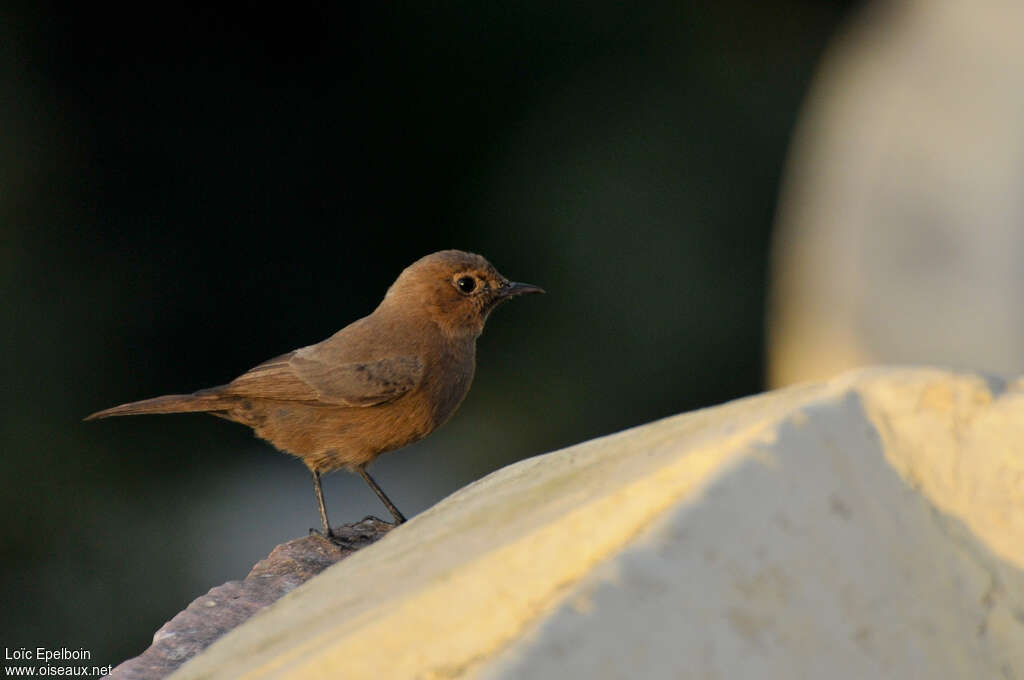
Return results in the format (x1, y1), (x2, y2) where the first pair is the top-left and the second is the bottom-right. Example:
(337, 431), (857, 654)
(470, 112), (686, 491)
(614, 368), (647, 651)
(420, 340), (476, 430)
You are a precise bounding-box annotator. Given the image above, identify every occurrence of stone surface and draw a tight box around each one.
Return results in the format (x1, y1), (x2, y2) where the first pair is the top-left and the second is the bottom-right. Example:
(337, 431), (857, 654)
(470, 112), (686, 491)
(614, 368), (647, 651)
(171, 367), (1024, 679)
(110, 519), (391, 680)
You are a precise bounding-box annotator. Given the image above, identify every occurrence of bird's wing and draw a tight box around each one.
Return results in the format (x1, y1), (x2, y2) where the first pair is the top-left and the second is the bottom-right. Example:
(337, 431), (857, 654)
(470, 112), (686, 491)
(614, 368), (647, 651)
(223, 352), (424, 407)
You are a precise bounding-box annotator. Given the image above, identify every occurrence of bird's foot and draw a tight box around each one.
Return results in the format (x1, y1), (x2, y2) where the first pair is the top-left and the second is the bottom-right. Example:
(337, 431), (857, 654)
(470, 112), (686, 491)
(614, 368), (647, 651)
(359, 514), (403, 527)
(309, 527), (350, 546)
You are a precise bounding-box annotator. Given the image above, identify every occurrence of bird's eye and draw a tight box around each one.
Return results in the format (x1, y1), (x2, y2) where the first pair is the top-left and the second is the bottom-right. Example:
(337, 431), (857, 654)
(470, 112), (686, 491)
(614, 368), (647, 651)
(456, 276), (477, 294)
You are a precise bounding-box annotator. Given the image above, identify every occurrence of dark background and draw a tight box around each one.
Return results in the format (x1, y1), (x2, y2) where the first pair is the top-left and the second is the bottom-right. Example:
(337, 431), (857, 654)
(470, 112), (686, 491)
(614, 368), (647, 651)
(2, 1), (857, 666)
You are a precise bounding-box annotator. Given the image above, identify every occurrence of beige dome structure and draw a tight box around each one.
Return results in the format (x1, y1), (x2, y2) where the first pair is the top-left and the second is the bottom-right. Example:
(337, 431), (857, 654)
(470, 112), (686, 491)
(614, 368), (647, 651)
(769, 0), (1024, 387)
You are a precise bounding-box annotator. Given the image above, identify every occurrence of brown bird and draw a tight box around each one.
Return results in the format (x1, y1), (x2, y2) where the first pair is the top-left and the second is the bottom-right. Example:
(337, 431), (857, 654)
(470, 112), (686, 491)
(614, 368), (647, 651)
(86, 250), (543, 537)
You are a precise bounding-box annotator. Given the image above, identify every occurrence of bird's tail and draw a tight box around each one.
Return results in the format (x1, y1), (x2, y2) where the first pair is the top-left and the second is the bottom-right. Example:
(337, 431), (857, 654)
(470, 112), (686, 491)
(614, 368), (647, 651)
(84, 389), (227, 421)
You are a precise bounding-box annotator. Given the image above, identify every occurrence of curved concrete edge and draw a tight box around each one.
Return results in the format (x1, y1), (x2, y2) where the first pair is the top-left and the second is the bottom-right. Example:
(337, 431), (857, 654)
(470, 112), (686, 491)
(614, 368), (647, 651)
(170, 366), (1024, 679)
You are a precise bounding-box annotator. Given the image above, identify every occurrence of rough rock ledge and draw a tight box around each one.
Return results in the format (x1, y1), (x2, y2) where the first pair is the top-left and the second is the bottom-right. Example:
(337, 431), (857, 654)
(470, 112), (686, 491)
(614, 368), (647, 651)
(109, 519), (392, 679)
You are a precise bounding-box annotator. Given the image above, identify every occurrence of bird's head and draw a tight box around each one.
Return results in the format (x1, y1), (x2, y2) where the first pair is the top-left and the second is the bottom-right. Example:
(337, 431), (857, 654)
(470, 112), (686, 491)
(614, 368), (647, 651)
(382, 250), (544, 338)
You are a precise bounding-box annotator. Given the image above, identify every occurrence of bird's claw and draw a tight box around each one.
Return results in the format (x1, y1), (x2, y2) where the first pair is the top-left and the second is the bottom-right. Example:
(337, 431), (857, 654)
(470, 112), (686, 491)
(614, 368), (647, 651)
(359, 514), (404, 527)
(309, 527), (349, 545)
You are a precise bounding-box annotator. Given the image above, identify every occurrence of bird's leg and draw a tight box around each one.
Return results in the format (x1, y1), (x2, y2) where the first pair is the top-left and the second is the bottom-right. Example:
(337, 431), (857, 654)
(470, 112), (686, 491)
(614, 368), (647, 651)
(311, 469), (334, 538)
(358, 465), (407, 525)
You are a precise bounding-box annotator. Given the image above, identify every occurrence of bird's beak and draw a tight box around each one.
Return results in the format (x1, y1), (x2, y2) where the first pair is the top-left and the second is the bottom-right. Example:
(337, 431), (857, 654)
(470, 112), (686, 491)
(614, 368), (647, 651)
(498, 281), (546, 299)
